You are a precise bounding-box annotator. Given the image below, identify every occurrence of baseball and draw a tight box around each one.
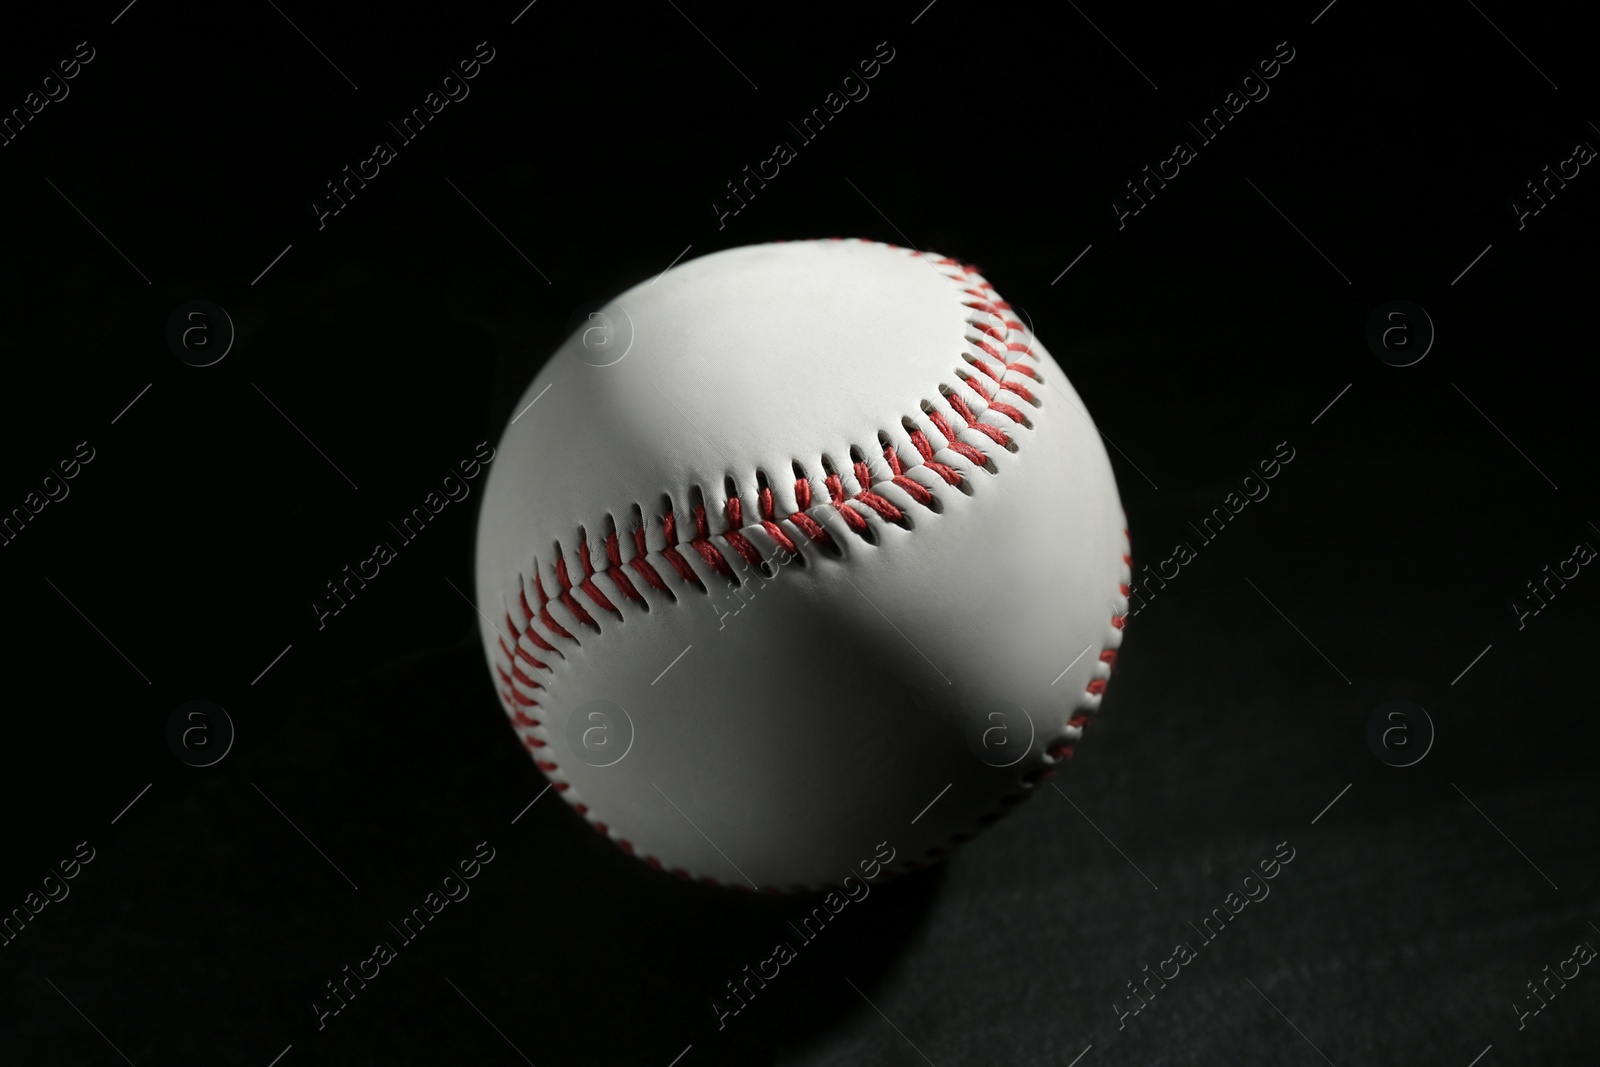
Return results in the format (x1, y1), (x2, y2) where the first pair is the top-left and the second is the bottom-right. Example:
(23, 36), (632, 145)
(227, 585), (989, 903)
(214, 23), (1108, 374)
(474, 238), (1130, 891)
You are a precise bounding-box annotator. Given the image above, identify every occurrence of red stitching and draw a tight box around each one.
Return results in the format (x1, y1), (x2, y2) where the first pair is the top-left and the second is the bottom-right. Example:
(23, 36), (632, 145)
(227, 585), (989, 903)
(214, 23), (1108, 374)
(789, 473), (833, 546)
(824, 473), (870, 533)
(908, 429), (962, 486)
(926, 409), (989, 466)
(553, 556), (601, 631)
(852, 460), (904, 523)
(514, 591), (556, 653)
(757, 487), (799, 555)
(880, 444), (936, 508)
(532, 572), (577, 641)
(947, 393), (1010, 445)
(500, 636), (548, 674)
(881, 443), (904, 476)
(970, 336), (1003, 362)
(688, 504), (736, 579)
(958, 372), (1027, 424)
(486, 241), (1130, 889)
(721, 498), (765, 569)
(603, 532), (647, 604)
(988, 399), (1026, 423)
(576, 541), (623, 616)
(970, 358), (1037, 402)
(629, 527), (671, 592)
(969, 358), (1004, 386)
(659, 511), (702, 586)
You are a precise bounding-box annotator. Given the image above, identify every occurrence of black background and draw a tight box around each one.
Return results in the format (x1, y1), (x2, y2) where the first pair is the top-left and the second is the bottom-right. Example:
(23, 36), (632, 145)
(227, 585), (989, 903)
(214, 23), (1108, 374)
(1, 1), (1596, 1064)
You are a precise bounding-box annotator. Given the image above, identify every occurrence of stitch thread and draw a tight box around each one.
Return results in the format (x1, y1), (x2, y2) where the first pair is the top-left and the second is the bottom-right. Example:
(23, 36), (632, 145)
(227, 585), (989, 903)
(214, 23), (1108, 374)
(490, 239), (1128, 889)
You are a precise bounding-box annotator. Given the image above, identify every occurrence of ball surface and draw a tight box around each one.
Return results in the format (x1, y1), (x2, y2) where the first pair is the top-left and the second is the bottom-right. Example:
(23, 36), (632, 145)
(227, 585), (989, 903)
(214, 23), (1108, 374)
(474, 239), (1129, 890)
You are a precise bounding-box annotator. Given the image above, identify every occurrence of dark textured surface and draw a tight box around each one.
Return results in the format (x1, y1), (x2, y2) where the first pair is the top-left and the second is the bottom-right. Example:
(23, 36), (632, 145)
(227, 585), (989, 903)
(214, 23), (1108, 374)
(3, 1), (1597, 1064)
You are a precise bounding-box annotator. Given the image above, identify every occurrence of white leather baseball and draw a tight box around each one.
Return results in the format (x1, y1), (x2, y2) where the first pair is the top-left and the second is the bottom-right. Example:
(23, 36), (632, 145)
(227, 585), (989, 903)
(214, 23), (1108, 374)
(474, 238), (1129, 891)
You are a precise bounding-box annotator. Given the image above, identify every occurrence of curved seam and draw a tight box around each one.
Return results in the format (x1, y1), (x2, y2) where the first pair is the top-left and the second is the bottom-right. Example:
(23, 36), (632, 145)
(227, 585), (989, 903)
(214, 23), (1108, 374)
(490, 239), (1128, 891)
